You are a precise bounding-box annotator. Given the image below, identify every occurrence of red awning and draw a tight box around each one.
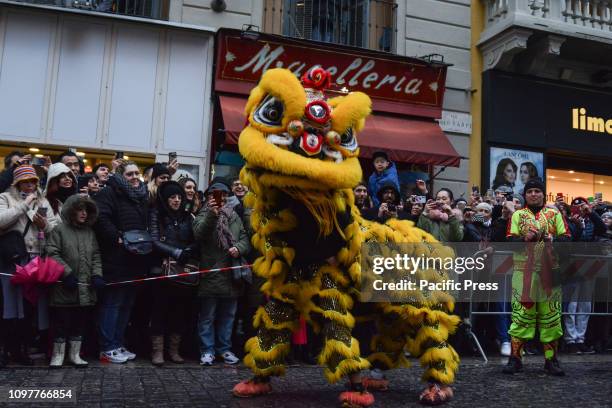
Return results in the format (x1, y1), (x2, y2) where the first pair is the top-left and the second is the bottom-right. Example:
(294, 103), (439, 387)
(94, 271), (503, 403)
(359, 114), (461, 167)
(217, 95), (461, 167)
(218, 95), (247, 144)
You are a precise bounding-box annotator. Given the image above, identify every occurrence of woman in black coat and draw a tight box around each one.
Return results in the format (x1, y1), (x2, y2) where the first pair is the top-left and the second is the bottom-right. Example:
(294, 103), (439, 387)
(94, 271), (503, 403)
(93, 161), (149, 364)
(148, 181), (198, 366)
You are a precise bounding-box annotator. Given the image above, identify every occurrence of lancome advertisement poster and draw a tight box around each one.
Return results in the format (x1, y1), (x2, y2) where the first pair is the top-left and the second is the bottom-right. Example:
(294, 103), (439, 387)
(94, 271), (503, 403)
(489, 147), (544, 195)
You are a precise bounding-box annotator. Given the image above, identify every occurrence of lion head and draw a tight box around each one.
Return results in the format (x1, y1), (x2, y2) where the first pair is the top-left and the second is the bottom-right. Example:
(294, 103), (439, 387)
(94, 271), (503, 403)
(238, 67), (371, 191)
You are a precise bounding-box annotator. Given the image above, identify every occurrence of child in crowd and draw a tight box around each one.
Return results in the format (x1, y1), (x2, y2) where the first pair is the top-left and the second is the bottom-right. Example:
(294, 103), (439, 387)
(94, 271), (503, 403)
(46, 195), (105, 368)
(367, 151), (400, 207)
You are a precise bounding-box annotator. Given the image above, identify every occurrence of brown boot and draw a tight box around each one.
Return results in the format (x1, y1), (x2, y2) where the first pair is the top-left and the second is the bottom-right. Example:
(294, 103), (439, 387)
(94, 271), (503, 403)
(502, 337), (524, 374)
(168, 334), (184, 364)
(151, 336), (164, 367)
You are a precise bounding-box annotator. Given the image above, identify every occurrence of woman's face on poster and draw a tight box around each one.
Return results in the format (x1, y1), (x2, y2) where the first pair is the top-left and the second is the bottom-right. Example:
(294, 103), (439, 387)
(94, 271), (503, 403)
(520, 164), (530, 184)
(504, 163), (516, 184)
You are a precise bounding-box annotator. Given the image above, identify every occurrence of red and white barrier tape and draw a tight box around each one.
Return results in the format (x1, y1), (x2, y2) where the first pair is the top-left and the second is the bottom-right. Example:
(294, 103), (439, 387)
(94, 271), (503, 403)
(0, 264), (253, 287)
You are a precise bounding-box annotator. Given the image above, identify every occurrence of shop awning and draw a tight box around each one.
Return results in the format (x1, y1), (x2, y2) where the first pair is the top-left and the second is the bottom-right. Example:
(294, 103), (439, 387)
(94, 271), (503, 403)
(218, 95), (248, 144)
(359, 114), (461, 167)
(218, 96), (461, 167)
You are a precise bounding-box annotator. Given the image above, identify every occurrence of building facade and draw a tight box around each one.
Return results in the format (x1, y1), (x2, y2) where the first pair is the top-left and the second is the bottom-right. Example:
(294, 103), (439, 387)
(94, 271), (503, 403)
(473, 0), (612, 202)
(0, 0), (474, 197)
(0, 1), (215, 184)
(174, 0), (473, 198)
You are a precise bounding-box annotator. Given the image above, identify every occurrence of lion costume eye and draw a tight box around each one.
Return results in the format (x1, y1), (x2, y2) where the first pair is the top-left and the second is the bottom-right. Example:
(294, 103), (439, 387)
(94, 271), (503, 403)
(339, 128), (358, 153)
(253, 95), (284, 127)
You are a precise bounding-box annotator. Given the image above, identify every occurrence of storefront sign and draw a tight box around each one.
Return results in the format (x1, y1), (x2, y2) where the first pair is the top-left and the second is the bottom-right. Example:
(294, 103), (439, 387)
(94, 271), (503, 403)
(489, 147), (544, 195)
(438, 111), (472, 134)
(216, 29), (447, 115)
(572, 107), (612, 134)
(483, 71), (612, 158)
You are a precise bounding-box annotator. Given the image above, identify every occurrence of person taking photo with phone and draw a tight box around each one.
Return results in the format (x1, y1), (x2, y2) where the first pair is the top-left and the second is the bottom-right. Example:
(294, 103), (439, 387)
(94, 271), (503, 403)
(363, 182), (410, 223)
(193, 182), (250, 367)
(0, 165), (59, 365)
(417, 188), (464, 242)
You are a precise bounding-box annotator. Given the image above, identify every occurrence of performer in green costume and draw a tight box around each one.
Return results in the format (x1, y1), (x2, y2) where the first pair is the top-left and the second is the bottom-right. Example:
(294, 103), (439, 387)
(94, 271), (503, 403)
(503, 178), (570, 376)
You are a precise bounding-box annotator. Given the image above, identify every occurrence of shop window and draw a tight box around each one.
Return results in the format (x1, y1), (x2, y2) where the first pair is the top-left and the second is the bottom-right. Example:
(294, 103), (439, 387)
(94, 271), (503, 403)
(547, 169), (612, 204)
(0, 143), (155, 176)
(263, 0), (396, 52)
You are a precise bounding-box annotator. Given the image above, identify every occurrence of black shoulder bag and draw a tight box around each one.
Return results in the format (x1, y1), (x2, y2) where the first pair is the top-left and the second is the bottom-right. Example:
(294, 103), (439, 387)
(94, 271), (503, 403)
(0, 219), (31, 265)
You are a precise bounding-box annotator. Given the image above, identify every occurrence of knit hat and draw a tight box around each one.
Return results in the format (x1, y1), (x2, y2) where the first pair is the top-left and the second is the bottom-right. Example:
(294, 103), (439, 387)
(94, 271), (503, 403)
(376, 181), (400, 204)
(454, 197), (467, 206)
(570, 197), (588, 206)
(495, 185), (513, 195)
(205, 182), (230, 195)
(151, 163), (170, 180)
(601, 211), (612, 220)
(372, 151), (389, 162)
(12, 165), (39, 185)
(475, 202), (493, 213)
(523, 177), (545, 195)
(511, 194), (525, 208)
(93, 163), (110, 173)
(158, 180), (185, 203)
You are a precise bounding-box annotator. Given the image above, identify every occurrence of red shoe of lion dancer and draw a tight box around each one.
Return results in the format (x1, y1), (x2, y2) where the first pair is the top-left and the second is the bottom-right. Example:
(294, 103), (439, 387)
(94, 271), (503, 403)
(232, 376), (272, 398)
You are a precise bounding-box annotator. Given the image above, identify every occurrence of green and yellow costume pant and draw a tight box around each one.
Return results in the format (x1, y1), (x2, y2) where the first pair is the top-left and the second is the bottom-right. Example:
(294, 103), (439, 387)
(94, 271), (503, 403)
(508, 269), (563, 361)
(243, 262), (370, 383)
(508, 269), (563, 344)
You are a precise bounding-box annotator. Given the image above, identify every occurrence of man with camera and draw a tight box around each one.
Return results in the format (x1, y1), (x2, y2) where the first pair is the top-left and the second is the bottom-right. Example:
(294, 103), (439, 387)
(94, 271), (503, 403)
(363, 182), (410, 223)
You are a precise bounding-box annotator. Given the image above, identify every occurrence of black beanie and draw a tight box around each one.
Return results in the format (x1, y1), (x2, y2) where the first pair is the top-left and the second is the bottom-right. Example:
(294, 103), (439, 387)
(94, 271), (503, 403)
(372, 151), (389, 161)
(158, 181), (185, 203)
(151, 163), (170, 180)
(523, 177), (545, 196)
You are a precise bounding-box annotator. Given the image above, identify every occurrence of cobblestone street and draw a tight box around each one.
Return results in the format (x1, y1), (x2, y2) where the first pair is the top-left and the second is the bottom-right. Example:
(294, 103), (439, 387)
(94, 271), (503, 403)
(1, 356), (610, 407)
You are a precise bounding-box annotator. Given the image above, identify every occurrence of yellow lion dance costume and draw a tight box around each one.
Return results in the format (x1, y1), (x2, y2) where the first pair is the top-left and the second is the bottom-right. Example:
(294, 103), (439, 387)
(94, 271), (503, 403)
(232, 67), (460, 407)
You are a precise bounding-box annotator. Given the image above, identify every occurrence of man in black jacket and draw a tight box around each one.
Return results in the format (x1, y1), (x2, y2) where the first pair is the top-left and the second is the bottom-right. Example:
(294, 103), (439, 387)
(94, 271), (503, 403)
(93, 161), (149, 364)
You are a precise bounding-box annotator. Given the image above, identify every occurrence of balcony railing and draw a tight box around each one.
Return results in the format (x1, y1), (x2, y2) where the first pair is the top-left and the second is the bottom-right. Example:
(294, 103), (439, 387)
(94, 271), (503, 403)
(482, 0), (612, 40)
(13, 0), (165, 20)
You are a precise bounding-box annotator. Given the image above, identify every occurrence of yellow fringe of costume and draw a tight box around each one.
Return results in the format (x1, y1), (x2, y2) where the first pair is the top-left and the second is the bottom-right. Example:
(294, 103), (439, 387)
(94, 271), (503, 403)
(237, 67), (461, 386)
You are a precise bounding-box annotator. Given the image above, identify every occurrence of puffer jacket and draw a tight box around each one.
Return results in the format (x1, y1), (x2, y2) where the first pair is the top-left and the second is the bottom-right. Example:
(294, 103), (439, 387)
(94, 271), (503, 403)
(93, 175), (149, 281)
(47, 195), (102, 307)
(0, 186), (59, 254)
(193, 205), (250, 298)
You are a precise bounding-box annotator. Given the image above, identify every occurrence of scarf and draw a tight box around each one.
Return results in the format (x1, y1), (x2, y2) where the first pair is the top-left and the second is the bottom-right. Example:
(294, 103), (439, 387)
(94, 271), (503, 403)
(215, 203), (235, 251)
(114, 174), (148, 203)
(57, 186), (74, 203)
